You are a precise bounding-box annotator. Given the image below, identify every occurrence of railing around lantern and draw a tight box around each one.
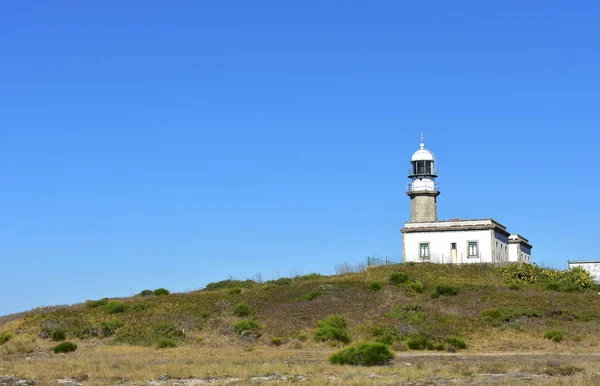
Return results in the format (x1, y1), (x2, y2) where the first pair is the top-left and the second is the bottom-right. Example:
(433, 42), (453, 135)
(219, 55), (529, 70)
(406, 181), (440, 192)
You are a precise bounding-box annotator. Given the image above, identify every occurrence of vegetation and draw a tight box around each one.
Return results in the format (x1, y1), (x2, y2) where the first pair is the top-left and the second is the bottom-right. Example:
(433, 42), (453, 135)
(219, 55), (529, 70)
(433, 284), (460, 297)
(545, 330), (564, 343)
(0, 332), (11, 344)
(410, 280), (425, 293)
(153, 288), (170, 296)
(329, 342), (394, 366)
(157, 338), (178, 348)
(233, 319), (260, 334)
(106, 300), (126, 314)
(233, 302), (251, 317)
(139, 289), (153, 297)
(500, 264), (594, 291)
(368, 281), (382, 291)
(270, 336), (283, 346)
(50, 329), (66, 342)
(204, 279), (256, 291)
(315, 315), (351, 344)
(53, 341), (77, 354)
(296, 290), (325, 301)
(389, 272), (409, 285)
(85, 298), (108, 308)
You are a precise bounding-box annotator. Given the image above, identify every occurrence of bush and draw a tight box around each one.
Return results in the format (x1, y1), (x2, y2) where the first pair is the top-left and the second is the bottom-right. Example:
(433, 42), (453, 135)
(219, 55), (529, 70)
(99, 320), (124, 337)
(228, 287), (242, 295)
(297, 290), (324, 301)
(385, 305), (425, 325)
(481, 307), (541, 324)
(446, 336), (467, 350)
(157, 338), (177, 348)
(131, 303), (147, 312)
(329, 342), (394, 366)
(371, 326), (401, 345)
(315, 315), (351, 344)
(406, 334), (434, 350)
(268, 278), (293, 286)
(139, 289), (153, 296)
(106, 300), (126, 314)
(545, 330), (564, 343)
(368, 281), (382, 291)
(410, 280), (424, 293)
(500, 264), (594, 291)
(204, 279), (255, 291)
(389, 272), (409, 285)
(50, 329), (66, 342)
(436, 285), (460, 296)
(233, 302), (251, 317)
(53, 341), (77, 354)
(508, 282), (520, 291)
(0, 332), (11, 344)
(298, 333), (308, 341)
(270, 336), (283, 346)
(233, 319), (260, 334)
(299, 273), (322, 280)
(153, 288), (170, 296)
(85, 298), (108, 308)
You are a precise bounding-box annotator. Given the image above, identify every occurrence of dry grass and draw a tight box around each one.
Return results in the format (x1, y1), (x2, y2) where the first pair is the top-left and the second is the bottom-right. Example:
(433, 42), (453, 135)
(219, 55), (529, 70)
(2, 263), (600, 384)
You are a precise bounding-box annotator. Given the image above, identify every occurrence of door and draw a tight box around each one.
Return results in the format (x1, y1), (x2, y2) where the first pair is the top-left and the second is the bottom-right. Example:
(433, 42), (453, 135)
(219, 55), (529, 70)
(450, 243), (457, 263)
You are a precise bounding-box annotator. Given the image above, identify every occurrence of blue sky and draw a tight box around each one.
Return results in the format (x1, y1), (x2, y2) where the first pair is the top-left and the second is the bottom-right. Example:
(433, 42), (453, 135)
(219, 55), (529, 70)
(1, 1), (599, 316)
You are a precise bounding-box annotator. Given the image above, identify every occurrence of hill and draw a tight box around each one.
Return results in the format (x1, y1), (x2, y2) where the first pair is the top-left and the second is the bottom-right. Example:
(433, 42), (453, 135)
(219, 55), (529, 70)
(1, 263), (600, 385)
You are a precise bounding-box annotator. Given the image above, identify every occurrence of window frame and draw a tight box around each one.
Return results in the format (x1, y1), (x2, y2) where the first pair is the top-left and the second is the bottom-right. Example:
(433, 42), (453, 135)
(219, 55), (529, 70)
(419, 242), (430, 259)
(467, 241), (479, 258)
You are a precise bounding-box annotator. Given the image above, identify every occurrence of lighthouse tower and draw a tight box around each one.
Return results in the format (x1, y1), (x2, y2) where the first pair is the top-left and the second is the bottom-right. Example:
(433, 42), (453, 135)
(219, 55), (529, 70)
(406, 134), (439, 222)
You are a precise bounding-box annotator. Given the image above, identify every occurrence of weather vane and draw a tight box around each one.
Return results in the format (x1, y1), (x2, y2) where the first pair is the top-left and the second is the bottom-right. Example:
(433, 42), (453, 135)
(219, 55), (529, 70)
(419, 132), (425, 143)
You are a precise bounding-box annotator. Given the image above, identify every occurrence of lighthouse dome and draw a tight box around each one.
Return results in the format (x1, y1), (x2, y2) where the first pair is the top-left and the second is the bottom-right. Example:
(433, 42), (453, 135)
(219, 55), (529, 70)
(411, 142), (436, 162)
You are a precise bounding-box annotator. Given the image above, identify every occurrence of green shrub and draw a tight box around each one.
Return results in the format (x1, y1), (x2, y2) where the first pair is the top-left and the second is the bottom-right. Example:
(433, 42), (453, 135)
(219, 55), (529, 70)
(233, 302), (251, 317)
(410, 280), (425, 293)
(385, 306), (425, 325)
(446, 336), (467, 350)
(131, 303), (147, 312)
(50, 329), (66, 342)
(329, 342), (394, 366)
(106, 300), (126, 314)
(53, 341), (77, 354)
(204, 279), (255, 291)
(233, 319), (260, 334)
(85, 298), (108, 308)
(298, 333), (308, 341)
(228, 287), (242, 295)
(0, 332), (11, 344)
(389, 272), (409, 285)
(406, 334), (434, 350)
(436, 285), (460, 296)
(153, 322), (185, 339)
(430, 291), (440, 299)
(157, 338), (177, 348)
(139, 289), (153, 296)
(297, 290), (324, 301)
(99, 320), (124, 337)
(500, 264), (594, 291)
(508, 282), (520, 291)
(368, 281), (382, 291)
(268, 278), (293, 286)
(270, 336), (283, 346)
(481, 307), (541, 324)
(153, 288), (170, 296)
(371, 326), (401, 345)
(315, 314), (351, 344)
(545, 330), (564, 343)
(299, 273), (322, 280)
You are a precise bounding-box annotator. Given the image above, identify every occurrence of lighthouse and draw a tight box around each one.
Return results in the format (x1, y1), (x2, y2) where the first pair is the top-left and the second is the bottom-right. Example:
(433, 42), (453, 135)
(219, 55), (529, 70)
(406, 134), (439, 223)
(400, 134), (532, 264)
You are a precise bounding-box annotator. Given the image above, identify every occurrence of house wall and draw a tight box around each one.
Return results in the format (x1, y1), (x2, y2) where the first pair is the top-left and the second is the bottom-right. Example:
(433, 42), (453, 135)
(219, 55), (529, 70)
(508, 243), (531, 263)
(404, 229), (492, 264)
(568, 261), (600, 284)
(493, 232), (509, 263)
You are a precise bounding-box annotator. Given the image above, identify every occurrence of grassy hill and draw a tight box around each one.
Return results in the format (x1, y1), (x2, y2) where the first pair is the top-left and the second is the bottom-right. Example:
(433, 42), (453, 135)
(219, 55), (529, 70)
(1, 263), (600, 385)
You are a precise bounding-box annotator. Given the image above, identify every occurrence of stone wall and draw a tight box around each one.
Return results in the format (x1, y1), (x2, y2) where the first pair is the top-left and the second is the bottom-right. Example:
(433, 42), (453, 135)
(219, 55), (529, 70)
(410, 195), (437, 222)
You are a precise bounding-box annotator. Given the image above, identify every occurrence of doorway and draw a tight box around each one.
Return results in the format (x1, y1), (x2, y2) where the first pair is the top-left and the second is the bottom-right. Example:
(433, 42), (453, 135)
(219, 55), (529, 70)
(450, 243), (457, 263)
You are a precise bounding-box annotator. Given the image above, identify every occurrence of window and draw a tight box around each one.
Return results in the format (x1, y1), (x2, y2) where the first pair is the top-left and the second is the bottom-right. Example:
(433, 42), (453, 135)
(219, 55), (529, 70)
(451, 242), (457, 250)
(419, 243), (430, 259)
(468, 241), (478, 257)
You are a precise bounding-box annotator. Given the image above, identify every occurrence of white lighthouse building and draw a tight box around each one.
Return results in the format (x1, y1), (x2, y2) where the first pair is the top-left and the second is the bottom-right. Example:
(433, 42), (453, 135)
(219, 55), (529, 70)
(400, 135), (532, 264)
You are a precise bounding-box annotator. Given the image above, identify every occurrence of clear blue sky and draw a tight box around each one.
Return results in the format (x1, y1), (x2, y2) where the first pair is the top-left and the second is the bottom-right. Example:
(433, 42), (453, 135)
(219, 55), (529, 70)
(1, 2), (599, 316)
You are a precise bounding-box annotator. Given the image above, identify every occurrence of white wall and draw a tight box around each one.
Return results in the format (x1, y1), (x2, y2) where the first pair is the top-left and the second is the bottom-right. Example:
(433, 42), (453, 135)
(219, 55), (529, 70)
(404, 229), (493, 264)
(508, 243), (531, 263)
(568, 262), (600, 284)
